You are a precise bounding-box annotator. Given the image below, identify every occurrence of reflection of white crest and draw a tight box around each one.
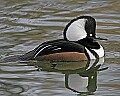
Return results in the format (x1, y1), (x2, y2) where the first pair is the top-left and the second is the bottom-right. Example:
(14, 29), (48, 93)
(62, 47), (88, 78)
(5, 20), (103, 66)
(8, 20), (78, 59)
(66, 57), (105, 93)
(68, 74), (88, 92)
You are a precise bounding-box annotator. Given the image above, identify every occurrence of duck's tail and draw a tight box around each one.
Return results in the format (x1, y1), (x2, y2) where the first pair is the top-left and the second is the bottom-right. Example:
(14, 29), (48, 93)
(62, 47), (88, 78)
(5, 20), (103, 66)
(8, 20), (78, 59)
(2, 50), (35, 62)
(2, 55), (24, 62)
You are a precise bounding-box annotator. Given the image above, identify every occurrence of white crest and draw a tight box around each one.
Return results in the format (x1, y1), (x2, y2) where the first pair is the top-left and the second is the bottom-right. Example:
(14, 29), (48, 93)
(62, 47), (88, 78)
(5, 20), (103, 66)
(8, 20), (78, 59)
(66, 19), (87, 41)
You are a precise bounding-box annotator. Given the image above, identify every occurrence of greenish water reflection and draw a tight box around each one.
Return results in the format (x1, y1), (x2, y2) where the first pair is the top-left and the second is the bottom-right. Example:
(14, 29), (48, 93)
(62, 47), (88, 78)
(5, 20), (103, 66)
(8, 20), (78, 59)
(28, 57), (108, 95)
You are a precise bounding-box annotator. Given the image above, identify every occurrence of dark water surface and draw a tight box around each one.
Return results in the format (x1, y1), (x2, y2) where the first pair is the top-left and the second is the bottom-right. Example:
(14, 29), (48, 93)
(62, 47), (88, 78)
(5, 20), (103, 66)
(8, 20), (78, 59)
(0, 0), (120, 96)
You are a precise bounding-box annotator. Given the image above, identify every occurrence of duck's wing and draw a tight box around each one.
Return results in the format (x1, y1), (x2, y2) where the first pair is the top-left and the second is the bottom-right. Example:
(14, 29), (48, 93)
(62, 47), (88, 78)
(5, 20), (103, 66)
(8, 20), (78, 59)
(33, 39), (85, 58)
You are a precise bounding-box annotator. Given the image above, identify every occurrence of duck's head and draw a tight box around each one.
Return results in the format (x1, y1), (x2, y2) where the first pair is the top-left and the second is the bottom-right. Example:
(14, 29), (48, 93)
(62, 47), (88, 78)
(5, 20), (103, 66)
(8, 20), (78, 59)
(64, 16), (106, 41)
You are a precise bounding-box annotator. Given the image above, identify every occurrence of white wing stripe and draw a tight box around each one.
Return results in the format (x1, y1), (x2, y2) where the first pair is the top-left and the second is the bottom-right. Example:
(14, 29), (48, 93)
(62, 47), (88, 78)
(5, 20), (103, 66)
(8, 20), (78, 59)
(35, 44), (45, 53)
(52, 48), (61, 51)
(34, 45), (51, 58)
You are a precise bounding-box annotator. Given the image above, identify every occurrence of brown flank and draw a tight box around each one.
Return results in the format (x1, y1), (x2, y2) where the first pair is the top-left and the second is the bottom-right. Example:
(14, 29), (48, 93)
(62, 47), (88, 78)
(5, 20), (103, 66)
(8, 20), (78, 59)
(35, 52), (88, 61)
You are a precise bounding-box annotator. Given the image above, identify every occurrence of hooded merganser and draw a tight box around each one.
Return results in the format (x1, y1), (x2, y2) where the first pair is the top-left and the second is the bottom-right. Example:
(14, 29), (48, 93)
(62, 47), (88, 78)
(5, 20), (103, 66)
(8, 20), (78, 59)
(3, 16), (105, 62)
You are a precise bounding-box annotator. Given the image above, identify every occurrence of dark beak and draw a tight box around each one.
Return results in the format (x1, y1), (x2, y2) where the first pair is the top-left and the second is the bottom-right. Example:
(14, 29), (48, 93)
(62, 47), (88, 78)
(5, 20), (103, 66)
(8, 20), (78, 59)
(95, 36), (108, 40)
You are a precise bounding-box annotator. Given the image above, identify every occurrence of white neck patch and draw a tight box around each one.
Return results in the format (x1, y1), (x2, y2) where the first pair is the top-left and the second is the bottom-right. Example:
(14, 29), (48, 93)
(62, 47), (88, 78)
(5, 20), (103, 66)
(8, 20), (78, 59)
(66, 19), (87, 41)
(92, 45), (104, 58)
(85, 45), (104, 59)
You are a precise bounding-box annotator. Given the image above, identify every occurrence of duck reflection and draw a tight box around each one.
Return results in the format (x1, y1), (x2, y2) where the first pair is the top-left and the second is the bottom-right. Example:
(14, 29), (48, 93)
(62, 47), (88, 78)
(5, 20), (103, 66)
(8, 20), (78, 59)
(33, 57), (108, 95)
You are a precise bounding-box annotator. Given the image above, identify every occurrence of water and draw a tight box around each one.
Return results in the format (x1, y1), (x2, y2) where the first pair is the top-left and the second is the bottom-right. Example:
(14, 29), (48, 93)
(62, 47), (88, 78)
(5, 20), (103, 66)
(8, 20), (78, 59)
(0, 0), (120, 95)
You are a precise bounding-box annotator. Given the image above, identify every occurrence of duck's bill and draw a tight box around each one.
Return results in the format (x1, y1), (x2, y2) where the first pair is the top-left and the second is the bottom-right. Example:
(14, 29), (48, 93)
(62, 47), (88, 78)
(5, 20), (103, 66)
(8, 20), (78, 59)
(95, 36), (108, 40)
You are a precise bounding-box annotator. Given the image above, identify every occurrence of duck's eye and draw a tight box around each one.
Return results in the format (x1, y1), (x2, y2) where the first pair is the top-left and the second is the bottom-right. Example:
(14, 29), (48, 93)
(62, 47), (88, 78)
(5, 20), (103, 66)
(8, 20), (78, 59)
(90, 34), (92, 37)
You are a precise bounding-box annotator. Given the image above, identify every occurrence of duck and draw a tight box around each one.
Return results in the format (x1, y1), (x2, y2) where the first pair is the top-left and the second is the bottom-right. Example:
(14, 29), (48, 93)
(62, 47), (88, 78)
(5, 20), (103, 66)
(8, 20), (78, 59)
(3, 16), (105, 62)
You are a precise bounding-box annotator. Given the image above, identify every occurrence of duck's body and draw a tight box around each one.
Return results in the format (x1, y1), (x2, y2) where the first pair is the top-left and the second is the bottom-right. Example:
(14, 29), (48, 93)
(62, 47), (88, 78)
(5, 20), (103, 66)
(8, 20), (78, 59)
(3, 16), (105, 62)
(23, 39), (87, 61)
(22, 38), (104, 61)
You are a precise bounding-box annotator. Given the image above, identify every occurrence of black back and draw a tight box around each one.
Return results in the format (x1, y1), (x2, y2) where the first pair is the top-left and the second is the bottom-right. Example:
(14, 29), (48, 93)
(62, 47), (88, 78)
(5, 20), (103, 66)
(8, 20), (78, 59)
(33, 39), (85, 57)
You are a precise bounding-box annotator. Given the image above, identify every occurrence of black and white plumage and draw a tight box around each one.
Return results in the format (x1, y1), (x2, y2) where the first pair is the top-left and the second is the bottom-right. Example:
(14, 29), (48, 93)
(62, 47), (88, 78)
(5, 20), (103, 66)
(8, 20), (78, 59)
(34, 39), (85, 57)
(3, 16), (105, 62)
(23, 39), (88, 61)
(64, 16), (96, 41)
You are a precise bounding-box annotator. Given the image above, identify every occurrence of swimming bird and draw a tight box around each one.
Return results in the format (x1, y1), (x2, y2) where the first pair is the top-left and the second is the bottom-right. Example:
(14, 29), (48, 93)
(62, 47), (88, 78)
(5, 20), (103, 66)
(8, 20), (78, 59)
(3, 16), (105, 62)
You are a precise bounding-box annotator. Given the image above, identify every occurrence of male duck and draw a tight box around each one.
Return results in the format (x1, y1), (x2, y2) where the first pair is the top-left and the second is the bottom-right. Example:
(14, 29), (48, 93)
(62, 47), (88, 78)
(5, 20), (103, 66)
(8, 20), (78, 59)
(4, 16), (105, 62)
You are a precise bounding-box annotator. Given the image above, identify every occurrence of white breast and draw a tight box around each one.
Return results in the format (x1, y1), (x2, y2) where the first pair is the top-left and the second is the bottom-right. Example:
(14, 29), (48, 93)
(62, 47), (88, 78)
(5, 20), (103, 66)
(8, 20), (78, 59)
(85, 45), (104, 59)
(92, 45), (104, 58)
(85, 47), (96, 59)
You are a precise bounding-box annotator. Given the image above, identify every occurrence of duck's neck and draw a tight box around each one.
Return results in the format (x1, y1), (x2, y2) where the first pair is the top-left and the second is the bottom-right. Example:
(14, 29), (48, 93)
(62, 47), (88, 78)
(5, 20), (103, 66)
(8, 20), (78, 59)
(76, 37), (100, 49)
(84, 45), (104, 59)
(76, 37), (104, 59)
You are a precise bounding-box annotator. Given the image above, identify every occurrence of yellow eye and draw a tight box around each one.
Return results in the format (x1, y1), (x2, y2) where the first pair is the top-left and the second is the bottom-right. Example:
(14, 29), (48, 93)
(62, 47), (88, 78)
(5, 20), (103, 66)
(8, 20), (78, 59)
(91, 76), (94, 79)
(90, 34), (92, 36)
